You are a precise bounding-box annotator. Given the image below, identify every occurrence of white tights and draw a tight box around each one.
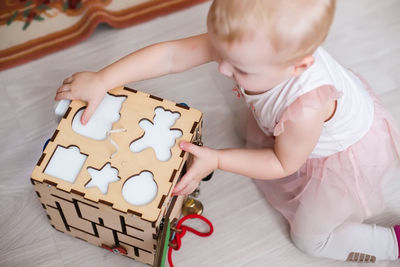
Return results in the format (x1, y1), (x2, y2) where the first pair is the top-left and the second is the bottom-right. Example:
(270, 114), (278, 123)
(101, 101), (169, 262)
(291, 223), (398, 262)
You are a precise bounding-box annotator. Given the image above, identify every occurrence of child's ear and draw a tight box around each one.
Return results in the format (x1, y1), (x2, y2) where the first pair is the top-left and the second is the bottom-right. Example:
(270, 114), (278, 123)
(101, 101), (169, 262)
(291, 56), (314, 77)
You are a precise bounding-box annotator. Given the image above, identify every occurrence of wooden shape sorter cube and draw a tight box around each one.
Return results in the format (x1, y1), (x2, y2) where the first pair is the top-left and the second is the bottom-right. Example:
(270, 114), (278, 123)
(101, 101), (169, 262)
(31, 86), (203, 266)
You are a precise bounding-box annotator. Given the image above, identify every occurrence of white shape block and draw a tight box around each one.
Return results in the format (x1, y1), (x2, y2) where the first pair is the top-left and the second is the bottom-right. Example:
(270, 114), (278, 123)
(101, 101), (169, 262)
(86, 163), (120, 194)
(72, 94), (126, 140)
(44, 146), (87, 184)
(130, 107), (182, 161)
(122, 171), (158, 206)
(54, 99), (71, 123)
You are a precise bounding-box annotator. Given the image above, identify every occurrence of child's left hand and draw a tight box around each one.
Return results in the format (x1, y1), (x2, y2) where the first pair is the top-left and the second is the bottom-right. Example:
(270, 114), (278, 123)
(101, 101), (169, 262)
(172, 141), (219, 196)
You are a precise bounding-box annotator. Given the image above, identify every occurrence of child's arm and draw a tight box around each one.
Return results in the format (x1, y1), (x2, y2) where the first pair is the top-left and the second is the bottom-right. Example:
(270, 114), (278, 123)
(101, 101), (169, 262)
(55, 33), (215, 124)
(173, 102), (331, 195)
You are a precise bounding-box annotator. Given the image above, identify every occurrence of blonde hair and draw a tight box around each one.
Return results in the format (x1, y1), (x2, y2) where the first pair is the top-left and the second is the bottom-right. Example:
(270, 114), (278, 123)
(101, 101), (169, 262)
(207, 0), (336, 64)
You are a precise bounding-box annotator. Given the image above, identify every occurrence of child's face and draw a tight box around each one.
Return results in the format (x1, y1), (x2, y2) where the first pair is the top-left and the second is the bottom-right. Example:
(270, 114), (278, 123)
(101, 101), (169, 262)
(209, 31), (294, 94)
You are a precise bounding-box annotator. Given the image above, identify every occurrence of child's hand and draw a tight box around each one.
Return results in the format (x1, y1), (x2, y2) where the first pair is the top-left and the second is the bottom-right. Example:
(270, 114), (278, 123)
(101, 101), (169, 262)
(55, 71), (108, 124)
(172, 141), (219, 196)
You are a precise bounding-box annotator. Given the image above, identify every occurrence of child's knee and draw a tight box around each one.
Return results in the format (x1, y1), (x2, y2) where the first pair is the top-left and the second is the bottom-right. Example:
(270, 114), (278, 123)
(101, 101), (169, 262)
(290, 231), (327, 258)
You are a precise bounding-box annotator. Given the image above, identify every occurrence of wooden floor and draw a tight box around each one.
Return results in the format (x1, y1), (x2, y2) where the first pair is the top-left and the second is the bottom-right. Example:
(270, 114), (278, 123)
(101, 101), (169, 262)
(1, 1), (400, 266)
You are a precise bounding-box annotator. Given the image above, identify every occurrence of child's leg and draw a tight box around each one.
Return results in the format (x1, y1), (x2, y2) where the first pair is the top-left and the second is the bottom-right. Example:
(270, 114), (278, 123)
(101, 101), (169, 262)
(287, 179), (399, 262)
(291, 222), (398, 262)
(256, 174), (400, 262)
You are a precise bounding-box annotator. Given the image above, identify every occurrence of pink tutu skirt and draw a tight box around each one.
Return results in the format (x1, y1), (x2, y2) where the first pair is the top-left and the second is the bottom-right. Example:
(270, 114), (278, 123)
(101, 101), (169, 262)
(252, 86), (400, 237)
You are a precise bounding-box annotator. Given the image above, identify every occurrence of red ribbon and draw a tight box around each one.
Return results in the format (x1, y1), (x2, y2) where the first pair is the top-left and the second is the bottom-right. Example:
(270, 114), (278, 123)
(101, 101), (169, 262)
(168, 214), (214, 267)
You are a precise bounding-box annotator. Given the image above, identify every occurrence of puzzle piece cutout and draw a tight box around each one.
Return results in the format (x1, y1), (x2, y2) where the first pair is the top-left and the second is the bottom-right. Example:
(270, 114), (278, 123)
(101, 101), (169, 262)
(130, 107), (182, 161)
(122, 171), (158, 206)
(86, 163), (120, 194)
(72, 94), (126, 140)
(44, 146), (87, 183)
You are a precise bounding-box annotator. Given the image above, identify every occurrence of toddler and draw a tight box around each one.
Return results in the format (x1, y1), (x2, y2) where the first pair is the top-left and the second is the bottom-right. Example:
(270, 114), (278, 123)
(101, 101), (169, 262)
(56, 0), (400, 262)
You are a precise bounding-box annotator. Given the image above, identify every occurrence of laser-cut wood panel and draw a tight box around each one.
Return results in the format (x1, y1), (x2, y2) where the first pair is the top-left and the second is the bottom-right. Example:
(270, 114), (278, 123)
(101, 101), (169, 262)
(31, 86), (203, 266)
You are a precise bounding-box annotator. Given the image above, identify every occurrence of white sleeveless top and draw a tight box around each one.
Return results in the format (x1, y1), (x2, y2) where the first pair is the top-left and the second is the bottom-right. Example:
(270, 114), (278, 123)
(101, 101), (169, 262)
(240, 47), (374, 158)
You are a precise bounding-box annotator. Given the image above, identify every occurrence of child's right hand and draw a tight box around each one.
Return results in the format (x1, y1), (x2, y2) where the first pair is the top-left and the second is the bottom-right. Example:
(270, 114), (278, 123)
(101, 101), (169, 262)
(55, 71), (108, 124)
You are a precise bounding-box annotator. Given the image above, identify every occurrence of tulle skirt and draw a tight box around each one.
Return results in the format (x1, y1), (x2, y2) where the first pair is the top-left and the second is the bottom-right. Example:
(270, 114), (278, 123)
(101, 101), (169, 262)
(252, 88), (400, 237)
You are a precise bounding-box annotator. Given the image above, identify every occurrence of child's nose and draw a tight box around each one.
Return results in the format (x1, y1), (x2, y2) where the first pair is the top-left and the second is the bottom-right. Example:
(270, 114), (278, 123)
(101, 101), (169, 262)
(218, 61), (233, 77)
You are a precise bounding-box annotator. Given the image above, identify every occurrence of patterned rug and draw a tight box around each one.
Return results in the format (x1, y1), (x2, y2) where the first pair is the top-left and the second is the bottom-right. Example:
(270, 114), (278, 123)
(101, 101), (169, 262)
(0, 0), (208, 71)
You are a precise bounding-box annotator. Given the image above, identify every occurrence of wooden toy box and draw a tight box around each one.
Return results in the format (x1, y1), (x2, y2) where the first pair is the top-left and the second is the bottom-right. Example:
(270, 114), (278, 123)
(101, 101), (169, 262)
(31, 86), (203, 266)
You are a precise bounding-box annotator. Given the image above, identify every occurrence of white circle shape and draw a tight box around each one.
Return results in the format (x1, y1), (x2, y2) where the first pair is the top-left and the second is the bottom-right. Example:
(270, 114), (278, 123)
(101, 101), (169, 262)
(122, 171), (158, 206)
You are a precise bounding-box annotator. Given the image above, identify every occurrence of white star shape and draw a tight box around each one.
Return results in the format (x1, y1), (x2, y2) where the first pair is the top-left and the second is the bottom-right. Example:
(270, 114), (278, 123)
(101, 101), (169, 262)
(86, 163), (120, 194)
